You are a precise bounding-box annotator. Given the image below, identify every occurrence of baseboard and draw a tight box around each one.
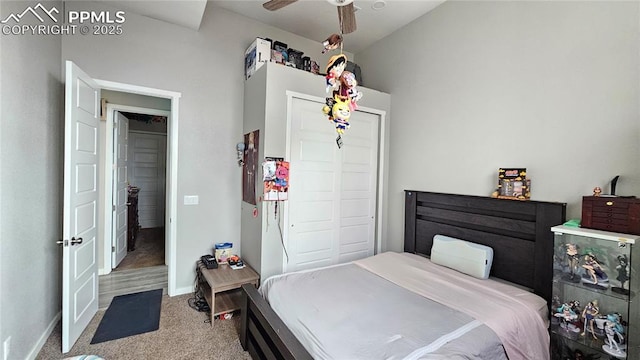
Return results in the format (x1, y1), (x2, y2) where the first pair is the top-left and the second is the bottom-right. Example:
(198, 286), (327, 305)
(173, 285), (193, 296)
(26, 311), (61, 360)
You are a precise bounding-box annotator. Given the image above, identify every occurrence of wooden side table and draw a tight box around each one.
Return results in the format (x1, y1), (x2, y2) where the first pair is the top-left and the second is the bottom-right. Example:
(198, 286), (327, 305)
(197, 261), (259, 326)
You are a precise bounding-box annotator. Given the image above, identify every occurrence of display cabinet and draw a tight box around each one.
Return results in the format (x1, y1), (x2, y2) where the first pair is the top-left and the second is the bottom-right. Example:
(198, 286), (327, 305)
(551, 225), (639, 359)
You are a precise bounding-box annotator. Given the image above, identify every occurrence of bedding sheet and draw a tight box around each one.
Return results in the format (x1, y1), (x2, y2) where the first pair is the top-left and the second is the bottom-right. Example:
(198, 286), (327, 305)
(354, 252), (550, 360)
(260, 262), (508, 359)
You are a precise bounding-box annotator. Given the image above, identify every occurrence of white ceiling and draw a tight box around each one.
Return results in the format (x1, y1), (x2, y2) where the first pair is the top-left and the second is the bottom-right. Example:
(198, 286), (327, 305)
(101, 0), (209, 30)
(209, 0), (446, 53)
(101, 0), (446, 54)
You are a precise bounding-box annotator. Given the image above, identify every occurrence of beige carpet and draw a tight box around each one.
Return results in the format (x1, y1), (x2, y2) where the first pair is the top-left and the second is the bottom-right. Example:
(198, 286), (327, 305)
(36, 293), (251, 360)
(116, 227), (165, 271)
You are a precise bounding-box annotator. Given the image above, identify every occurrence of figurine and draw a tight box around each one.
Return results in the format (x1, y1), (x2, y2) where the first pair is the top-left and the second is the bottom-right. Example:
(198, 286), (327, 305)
(602, 313), (626, 358)
(612, 254), (630, 295)
(554, 301), (580, 333)
(593, 187), (602, 196)
(564, 243), (581, 282)
(581, 253), (609, 289)
(581, 300), (599, 339)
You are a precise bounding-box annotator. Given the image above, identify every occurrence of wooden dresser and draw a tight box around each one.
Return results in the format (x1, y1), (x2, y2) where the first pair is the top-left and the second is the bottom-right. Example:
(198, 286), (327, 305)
(127, 186), (140, 251)
(581, 195), (640, 235)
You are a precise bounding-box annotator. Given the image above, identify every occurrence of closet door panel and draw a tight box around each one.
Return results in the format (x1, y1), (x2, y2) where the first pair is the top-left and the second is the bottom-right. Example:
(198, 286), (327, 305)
(338, 110), (379, 262)
(288, 97), (340, 271)
(288, 96), (379, 271)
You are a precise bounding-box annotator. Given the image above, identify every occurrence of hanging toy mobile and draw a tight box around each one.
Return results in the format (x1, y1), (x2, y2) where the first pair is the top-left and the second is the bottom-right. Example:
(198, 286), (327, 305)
(322, 33), (343, 54)
(321, 35), (362, 148)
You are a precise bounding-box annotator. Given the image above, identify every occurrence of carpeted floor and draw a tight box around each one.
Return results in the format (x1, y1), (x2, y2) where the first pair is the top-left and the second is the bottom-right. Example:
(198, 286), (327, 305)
(116, 227), (165, 271)
(36, 293), (251, 360)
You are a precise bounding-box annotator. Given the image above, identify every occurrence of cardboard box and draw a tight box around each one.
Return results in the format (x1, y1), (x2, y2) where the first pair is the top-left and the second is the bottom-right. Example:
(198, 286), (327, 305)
(245, 38), (271, 80)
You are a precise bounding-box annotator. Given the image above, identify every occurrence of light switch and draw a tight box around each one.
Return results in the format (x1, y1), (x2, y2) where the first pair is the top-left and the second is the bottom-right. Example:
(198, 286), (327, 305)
(184, 195), (199, 205)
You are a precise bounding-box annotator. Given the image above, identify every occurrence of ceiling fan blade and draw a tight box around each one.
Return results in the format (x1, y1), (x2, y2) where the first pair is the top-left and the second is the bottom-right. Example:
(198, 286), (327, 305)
(337, 3), (357, 34)
(263, 0), (298, 11)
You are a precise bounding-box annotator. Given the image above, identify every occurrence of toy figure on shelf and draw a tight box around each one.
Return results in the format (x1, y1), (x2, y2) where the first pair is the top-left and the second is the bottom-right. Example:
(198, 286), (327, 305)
(581, 253), (609, 289)
(602, 313), (626, 358)
(554, 301), (581, 333)
(581, 300), (599, 339)
(593, 187), (602, 196)
(564, 243), (581, 282)
(612, 254), (630, 295)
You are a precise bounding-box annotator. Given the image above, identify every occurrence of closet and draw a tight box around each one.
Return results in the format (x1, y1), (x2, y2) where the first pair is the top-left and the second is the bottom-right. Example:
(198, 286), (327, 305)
(240, 62), (390, 282)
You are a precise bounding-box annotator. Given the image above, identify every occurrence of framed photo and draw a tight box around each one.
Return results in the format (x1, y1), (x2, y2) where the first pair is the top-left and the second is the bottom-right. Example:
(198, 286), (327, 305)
(497, 168), (530, 200)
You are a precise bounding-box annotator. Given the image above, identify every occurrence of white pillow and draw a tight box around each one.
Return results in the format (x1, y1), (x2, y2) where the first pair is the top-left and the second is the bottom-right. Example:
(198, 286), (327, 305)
(430, 235), (493, 279)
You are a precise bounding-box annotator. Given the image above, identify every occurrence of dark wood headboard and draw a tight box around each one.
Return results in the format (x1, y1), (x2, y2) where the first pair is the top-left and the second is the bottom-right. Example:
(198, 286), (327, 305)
(404, 191), (566, 305)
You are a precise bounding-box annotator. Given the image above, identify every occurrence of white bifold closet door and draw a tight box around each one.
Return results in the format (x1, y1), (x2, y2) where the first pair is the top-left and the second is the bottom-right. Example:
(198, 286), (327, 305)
(287, 96), (379, 272)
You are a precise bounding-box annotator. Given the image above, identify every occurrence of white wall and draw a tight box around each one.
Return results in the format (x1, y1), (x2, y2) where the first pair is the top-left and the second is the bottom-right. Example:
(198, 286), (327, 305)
(0, 1), (64, 359)
(61, 1), (354, 293)
(356, 1), (640, 252)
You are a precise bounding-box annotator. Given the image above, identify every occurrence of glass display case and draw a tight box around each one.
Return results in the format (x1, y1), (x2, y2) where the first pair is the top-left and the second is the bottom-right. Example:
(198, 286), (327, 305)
(551, 225), (639, 359)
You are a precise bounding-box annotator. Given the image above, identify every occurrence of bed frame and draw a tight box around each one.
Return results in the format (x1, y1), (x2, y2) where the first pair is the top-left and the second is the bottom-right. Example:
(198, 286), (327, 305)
(240, 191), (566, 360)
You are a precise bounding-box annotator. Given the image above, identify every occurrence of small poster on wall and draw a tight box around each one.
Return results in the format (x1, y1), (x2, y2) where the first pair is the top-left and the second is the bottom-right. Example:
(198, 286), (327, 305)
(263, 158), (289, 201)
(242, 130), (259, 205)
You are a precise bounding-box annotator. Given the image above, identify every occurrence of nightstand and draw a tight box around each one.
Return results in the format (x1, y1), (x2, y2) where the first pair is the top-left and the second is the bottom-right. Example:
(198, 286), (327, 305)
(197, 261), (259, 326)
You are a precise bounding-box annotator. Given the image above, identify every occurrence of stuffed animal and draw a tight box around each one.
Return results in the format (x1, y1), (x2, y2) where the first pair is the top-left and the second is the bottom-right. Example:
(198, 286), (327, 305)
(325, 54), (347, 93)
(330, 95), (352, 134)
(338, 71), (363, 110)
(322, 33), (343, 54)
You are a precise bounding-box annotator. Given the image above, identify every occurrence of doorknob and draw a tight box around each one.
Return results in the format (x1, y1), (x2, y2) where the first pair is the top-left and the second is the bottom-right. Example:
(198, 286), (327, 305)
(70, 237), (83, 245)
(56, 239), (67, 246)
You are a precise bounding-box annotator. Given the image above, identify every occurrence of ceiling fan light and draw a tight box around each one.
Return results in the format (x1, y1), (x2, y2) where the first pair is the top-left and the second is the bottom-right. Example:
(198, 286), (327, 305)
(371, 0), (386, 10)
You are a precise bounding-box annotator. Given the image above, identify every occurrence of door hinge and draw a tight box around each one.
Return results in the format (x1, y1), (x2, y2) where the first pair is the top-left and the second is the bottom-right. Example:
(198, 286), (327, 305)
(112, 246), (116, 253)
(112, 205), (116, 211)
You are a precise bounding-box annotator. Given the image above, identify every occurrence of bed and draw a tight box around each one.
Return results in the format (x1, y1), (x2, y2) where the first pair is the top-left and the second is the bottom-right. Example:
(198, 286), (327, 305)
(240, 190), (566, 360)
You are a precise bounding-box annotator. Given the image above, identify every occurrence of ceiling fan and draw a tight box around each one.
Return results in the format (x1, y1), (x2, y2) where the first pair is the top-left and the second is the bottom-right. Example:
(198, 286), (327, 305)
(262, 0), (357, 34)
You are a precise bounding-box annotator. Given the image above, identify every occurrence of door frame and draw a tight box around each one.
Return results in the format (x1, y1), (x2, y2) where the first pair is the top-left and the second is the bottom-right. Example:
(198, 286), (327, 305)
(282, 91), (388, 272)
(96, 79), (180, 296)
(103, 105), (170, 272)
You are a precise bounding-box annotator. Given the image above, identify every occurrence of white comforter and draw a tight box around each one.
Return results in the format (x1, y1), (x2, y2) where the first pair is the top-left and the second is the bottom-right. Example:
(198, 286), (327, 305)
(260, 252), (549, 360)
(354, 252), (550, 360)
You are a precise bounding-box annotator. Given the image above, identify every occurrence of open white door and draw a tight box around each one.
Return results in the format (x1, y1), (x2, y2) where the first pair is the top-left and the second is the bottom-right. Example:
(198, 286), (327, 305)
(62, 60), (100, 353)
(112, 112), (129, 267)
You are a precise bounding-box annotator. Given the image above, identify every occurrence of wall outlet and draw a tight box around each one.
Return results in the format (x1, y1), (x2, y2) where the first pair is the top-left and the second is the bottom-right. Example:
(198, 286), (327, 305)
(3, 336), (10, 360)
(184, 195), (199, 205)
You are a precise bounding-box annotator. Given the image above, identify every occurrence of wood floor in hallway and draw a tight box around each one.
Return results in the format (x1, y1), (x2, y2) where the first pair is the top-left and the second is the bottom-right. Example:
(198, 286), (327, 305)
(100, 227), (168, 309)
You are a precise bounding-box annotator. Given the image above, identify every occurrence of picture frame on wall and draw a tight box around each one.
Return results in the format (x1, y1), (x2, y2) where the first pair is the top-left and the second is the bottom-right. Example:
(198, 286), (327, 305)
(242, 130), (259, 205)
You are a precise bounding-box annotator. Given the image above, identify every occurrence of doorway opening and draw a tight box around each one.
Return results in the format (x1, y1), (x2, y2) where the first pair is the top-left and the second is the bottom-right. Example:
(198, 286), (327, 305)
(97, 80), (181, 299)
(114, 110), (168, 272)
